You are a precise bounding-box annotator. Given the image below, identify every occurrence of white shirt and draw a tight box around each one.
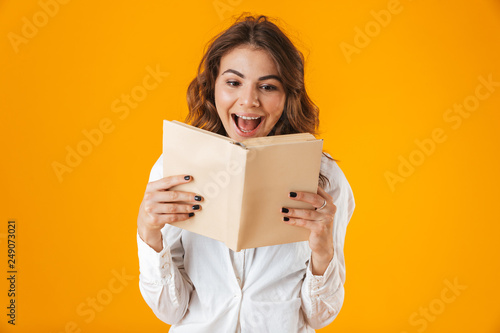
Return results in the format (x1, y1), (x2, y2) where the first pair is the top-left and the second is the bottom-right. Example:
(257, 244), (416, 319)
(137, 153), (355, 332)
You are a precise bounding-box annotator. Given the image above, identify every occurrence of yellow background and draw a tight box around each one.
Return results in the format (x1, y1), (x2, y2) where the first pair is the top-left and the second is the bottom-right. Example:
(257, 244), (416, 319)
(1, 0), (500, 332)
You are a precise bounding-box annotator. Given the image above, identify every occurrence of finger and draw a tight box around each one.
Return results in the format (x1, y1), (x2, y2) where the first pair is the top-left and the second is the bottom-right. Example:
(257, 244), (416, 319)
(289, 190), (325, 209)
(282, 216), (327, 232)
(145, 209), (196, 229)
(150, 190), (203, 203)
(317, 186), (333, 202)
(148, 174), (194, 192)
(157, 213), (195, 225)
(147, 203), (202, 214)
(280, 207), (322, 221)
(316, 187), (337, 214)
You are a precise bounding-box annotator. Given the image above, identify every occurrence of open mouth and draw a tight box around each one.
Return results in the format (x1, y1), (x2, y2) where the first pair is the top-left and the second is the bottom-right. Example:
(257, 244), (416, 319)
(231, 114), (263, 136)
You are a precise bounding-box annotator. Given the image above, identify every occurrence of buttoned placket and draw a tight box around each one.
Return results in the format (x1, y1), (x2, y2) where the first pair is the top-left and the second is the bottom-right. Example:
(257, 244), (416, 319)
(228, 248), (246, 332)
(231, 249), (245, 292)
(161, 251), (172, 280)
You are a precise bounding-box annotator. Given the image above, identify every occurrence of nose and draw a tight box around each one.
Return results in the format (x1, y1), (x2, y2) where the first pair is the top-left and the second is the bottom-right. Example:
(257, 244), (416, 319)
(239, 85), (260, 108)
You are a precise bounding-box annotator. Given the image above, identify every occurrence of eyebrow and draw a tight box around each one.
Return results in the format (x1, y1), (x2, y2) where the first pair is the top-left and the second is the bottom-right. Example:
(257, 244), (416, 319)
(221, 69), (282, 82)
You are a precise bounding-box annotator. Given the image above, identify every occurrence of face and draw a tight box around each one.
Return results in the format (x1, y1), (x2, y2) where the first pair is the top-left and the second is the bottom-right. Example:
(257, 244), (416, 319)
(214, 45), (286, 141)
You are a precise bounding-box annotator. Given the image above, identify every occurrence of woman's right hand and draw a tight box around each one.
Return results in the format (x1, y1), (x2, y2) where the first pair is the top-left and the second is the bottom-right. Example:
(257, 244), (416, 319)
(137, 175), (203, 252)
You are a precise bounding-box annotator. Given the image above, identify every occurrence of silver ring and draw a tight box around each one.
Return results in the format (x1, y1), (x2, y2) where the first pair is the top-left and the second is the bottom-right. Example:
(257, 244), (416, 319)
(316, 199), (327, 211)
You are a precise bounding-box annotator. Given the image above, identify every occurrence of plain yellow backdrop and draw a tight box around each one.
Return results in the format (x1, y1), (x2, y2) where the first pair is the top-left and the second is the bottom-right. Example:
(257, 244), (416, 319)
(1, 0), (500, 332)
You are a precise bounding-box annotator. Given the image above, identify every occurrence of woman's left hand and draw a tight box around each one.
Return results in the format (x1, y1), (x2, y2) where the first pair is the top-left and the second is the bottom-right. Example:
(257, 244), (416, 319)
(282, 186), (337, 275)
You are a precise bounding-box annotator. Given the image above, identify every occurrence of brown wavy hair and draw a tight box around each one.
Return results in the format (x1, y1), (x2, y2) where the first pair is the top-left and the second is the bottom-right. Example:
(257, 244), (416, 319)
(185, 14), (333, 188)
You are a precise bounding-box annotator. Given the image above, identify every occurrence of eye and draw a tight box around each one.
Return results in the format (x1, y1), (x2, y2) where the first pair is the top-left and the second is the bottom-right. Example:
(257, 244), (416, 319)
(261, 84), (277, 91)
(226, 80), (240, 87)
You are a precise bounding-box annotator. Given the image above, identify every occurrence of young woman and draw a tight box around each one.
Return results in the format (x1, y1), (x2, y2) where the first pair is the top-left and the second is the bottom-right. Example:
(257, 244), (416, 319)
(136, 14), (355, 332)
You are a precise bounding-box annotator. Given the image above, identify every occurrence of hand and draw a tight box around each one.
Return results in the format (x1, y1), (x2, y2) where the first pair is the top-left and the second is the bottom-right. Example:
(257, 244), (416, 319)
(281, 186), (337, 275)
(137, 175), (203, 252)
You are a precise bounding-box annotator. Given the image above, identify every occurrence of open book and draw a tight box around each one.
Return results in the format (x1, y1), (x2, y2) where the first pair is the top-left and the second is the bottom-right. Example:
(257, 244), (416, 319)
(163, 120), (323, 251)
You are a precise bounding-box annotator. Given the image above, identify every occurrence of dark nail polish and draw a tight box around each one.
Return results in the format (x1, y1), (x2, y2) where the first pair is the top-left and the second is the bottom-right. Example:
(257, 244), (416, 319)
(283, 217), (289, 222)
(184, 175), (191, 180)
(289, 192), (297, 198)
(192, 205), (200, 210)
(189, 212), (195, 217)
(281, 207), (289, 213)
(194, 195), (202, 201)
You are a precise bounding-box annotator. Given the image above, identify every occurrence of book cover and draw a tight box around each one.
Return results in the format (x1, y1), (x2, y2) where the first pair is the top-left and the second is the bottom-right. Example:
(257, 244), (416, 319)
(163, 120), (323, 251)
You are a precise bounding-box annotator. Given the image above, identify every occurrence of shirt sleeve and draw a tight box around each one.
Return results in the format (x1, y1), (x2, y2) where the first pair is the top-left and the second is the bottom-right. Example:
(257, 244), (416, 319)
(137, 154), (194, 324)
(300, 154), (356, 329)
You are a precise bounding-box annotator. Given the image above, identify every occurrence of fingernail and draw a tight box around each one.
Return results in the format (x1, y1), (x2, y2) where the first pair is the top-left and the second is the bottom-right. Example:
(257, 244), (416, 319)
(189, 212), (195, 217)
(184, 175), (191, 180)
(283, 217), (289, 222)
(194, 195), (202, 201)
(192, 205), (200, 210)
(281, 207), (289, 213)
(289, 192), (297, 198)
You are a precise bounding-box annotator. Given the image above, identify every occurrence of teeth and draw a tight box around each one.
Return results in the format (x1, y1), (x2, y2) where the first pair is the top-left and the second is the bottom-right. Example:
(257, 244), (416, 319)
(235, 114), (261, 120)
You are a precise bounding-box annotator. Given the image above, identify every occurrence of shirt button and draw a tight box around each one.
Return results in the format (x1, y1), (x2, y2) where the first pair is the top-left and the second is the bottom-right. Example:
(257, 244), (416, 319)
(236, 277), (241, 284)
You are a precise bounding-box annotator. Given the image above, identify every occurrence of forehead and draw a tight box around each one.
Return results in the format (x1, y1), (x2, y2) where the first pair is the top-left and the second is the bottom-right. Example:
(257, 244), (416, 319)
(219, 45), (279, 75)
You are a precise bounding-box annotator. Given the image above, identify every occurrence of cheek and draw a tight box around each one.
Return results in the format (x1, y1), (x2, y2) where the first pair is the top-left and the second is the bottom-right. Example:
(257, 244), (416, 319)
(268, 95), (286, 118)
(214, 87), (227, 119)
(215, 88), (234, 112)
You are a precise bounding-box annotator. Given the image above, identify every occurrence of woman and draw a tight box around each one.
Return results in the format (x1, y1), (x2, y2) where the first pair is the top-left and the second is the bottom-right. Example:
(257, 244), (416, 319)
(137, 14), (355, 332)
